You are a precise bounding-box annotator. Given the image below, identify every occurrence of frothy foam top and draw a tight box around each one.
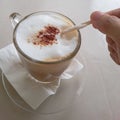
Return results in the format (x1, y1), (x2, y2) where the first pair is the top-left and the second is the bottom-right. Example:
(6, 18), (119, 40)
(16, 13), (78, 61)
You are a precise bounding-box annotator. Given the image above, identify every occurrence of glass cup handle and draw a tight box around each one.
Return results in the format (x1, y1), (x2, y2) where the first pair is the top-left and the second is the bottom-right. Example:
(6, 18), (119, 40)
(9, 13), (22, 28)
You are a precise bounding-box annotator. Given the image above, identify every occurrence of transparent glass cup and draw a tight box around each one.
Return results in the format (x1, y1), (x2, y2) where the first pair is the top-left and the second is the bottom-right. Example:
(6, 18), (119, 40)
(9, 11), (81, 84)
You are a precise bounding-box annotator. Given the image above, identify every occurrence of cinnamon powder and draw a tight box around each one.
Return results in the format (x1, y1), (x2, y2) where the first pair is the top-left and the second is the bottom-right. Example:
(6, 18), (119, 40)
(28, 25), (60, 46)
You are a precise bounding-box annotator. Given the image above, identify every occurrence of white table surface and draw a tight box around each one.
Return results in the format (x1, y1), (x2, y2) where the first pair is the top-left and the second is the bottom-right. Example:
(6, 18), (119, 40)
(0, 0), (120, 120)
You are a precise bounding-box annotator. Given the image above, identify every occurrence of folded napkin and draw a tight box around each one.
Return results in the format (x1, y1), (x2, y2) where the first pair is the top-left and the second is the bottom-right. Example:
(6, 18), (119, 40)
(0, 44), (62, 109)
(0, 44), (83, 110)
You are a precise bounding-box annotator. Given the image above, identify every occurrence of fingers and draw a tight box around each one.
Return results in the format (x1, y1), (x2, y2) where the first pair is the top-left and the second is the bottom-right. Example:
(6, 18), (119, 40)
(90, 11), (120, 39)
(90, 9), (120, 65)
(106, 37), (116, 51)
(110, 53), (120, 65)
(107, 8), (120, 18)
(106, 36), (120, 65)
(108, 45), (120, 65)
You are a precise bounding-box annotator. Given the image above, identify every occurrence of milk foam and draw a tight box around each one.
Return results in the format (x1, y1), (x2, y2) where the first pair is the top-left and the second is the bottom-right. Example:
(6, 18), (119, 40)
(16, 14), (78, 61)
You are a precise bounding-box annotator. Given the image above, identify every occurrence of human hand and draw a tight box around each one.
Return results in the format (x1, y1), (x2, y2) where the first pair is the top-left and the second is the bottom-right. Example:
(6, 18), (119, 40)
(90, 8), (120, 65)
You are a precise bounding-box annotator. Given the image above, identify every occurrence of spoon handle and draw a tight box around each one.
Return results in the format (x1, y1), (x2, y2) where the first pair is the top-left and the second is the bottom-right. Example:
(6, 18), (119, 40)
(62, 20), (91, 34)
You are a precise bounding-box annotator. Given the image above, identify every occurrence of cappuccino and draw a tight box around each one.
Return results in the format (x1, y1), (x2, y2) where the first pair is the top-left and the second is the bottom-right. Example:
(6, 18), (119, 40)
(12, 12), (81, 82)
(16, 14), (78, 62)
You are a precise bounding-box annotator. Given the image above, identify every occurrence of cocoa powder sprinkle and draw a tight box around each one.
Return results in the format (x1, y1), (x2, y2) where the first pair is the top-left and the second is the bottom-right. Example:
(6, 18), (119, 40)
(29, 25), (60, 46)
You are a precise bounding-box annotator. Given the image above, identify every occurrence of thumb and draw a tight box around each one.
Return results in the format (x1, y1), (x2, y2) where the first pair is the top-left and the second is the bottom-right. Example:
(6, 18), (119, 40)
(90, 11), (120, 39)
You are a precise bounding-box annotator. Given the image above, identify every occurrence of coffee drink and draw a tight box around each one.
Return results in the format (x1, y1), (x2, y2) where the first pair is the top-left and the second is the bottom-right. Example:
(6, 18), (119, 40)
(16, 13), (78, 62)
(13, 12), (81, 82)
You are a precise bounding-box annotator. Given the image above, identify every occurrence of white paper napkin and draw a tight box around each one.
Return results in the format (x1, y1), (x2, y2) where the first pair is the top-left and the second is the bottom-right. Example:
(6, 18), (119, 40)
(0, 44), (61, 110)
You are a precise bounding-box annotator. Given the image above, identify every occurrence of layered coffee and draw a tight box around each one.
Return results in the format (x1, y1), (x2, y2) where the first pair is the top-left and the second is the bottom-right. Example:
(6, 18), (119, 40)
(16, 13), (78, 62)
(13, 12), (80, 82)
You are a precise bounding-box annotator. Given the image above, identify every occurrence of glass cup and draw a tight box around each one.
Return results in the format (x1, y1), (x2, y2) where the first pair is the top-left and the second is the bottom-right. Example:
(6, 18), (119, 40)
(9, 11), (81, 84)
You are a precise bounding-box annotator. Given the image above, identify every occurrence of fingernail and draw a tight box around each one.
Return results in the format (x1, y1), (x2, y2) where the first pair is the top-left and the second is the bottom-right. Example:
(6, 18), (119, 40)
(91, 11), (104, 21)
(90, 11), (105, 28)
